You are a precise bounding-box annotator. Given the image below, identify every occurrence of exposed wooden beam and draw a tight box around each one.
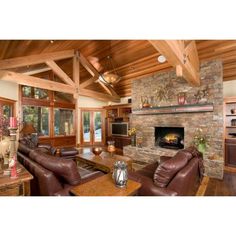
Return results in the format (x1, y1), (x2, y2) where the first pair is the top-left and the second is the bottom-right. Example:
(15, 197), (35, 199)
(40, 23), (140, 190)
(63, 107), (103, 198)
(80, 76), (99, 89)
(78, 53), (100, 78)
(23, 67), (51, 75)
(45, 60), (75, 86)
(0, 50), (74, 70)
(149, 40), (200, 86)
(0, 70), (75, 94)
(79, 89), (120, 103)
(73, 51), (80, 87)
(98, 80), (120, 99)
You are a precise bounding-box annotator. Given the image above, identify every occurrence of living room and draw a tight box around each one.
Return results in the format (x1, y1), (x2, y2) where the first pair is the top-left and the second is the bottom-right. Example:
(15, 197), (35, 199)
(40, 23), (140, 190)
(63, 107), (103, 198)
(1, 1), (236, 235)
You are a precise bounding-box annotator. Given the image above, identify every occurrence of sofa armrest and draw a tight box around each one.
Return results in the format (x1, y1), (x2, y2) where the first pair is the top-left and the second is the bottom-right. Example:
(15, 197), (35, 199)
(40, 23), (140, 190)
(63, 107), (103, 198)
(159, 155), (172, 164)
(37, 143), (52, 150)
(128, 171), (177, 196)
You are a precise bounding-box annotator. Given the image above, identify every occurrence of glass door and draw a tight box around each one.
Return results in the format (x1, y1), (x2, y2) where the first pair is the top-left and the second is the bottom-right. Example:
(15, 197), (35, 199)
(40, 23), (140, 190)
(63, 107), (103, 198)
(81, 109), (104, 146)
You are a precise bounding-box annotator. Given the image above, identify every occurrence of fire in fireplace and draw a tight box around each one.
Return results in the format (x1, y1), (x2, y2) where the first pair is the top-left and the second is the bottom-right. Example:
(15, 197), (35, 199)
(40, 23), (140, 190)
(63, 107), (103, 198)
(155, 127), (184, 149)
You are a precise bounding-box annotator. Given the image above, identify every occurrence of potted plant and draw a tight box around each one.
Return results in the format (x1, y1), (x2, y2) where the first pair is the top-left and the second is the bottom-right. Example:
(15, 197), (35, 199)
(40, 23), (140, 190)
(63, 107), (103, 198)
(128, 127), (137, 147)
(192, 128), (209, 154)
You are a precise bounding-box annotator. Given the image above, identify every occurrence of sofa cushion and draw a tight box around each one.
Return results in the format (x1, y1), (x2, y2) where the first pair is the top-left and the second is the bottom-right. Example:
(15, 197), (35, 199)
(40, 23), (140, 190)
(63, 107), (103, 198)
(29, 149), (81, 185)
(153, 154), (190, 188)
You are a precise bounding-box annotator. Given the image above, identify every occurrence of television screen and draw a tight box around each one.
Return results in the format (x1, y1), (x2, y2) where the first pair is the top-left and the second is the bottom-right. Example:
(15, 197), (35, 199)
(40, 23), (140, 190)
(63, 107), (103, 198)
(111, 123), (128, 136)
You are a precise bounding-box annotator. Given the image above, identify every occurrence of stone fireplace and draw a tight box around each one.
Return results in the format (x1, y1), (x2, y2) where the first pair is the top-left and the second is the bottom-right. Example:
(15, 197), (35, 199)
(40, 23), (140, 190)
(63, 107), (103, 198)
(124, 60), (224, 179)
(155, 127), (184, 149)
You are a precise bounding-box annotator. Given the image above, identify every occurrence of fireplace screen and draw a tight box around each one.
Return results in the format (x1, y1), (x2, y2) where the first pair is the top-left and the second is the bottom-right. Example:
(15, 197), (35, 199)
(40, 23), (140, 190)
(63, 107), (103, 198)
(155, 127), (184, 149)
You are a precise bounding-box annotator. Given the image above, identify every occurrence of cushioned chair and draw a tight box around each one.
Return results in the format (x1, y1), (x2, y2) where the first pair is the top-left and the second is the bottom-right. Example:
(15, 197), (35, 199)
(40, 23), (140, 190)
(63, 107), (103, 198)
(128, 146), (204, 196)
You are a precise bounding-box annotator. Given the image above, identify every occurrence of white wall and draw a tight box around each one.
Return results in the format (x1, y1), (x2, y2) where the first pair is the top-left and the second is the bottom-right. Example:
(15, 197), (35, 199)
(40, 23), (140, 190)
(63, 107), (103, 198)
(78, 96), (108, 108)
(0, 81), (18, 101)
(223, 80), (236, 98)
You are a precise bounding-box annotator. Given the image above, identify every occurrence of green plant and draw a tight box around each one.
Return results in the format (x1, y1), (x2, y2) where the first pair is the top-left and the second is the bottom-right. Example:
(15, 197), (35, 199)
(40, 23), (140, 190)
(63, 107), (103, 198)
(192, 128), (209, 147)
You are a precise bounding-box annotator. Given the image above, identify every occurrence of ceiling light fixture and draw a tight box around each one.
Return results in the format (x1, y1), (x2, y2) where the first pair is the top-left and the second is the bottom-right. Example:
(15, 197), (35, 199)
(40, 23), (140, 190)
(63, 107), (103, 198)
(157, 55), (166, 63)
(99, 55), (121, 86)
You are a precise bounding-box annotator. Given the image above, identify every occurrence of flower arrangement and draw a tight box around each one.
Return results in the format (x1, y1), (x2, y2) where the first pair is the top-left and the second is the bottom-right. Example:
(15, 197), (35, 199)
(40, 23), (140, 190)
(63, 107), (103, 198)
(128, 127), (136, 136)
(192, 128), (209, 152)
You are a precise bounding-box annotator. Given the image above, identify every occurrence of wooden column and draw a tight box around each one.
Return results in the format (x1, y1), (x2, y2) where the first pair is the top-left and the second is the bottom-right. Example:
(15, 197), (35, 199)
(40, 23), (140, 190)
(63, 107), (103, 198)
(73, 51), (80, 147)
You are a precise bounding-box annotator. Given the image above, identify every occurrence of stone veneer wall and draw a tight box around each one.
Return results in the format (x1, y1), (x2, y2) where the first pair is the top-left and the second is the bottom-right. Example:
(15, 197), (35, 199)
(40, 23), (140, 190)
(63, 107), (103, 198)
(129, 60), (224, 179)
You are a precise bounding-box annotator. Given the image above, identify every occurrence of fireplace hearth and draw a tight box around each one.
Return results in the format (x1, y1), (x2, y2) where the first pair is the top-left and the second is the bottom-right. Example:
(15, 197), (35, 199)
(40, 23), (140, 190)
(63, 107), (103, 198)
(155, 127), (184, 149)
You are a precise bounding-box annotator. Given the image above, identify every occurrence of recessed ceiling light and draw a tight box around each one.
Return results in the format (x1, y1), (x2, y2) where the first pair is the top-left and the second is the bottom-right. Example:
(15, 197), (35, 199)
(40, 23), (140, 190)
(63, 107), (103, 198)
(50, 40), (54, 44)
(157, 55), (166, 63)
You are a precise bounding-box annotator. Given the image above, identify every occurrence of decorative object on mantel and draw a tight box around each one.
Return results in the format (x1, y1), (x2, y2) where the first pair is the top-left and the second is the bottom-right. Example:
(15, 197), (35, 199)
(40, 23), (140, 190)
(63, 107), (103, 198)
(155, 79), (173, 103)
(112, 161), (128, 188)
(192, 128), (209, 154)
(107, 141), (116, 157)
(177, 92), (186, 105)
(194, 86), (209, 104)
(128, 128), (137, 146)
(140, 96), (151, 108)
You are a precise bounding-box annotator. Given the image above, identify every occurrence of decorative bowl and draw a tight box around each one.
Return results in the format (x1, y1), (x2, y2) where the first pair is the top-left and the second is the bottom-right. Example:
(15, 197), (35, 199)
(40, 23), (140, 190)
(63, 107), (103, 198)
(92, 147), (103, 156)
(231, 109), (236, 114)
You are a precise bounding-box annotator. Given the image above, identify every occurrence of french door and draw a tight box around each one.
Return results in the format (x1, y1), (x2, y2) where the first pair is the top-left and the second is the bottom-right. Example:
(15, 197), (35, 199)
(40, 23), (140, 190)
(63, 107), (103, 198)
(81, 109), (105, 146)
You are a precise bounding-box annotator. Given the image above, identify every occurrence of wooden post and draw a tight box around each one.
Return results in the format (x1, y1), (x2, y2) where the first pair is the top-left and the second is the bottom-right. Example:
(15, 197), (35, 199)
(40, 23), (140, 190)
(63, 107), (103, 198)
(73, 51), (80, 147)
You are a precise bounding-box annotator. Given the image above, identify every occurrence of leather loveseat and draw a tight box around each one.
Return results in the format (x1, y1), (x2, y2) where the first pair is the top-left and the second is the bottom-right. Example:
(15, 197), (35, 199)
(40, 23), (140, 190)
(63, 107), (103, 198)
(128, 146), (204, 196)
(17, 136), (103, 196)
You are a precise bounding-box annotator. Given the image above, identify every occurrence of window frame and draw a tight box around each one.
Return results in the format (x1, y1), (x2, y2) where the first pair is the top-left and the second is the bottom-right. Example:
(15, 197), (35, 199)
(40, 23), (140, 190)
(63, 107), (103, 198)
(19, 71), (76, 139)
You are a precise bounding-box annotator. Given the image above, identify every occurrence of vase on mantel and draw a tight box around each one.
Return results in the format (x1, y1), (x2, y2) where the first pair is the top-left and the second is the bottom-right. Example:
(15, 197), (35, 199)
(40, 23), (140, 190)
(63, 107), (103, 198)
(131, 135), (136, 147)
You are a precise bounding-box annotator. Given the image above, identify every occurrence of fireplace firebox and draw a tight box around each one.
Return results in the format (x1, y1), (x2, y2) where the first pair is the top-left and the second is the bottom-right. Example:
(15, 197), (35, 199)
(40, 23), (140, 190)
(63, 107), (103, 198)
(155, 127), (184, 149)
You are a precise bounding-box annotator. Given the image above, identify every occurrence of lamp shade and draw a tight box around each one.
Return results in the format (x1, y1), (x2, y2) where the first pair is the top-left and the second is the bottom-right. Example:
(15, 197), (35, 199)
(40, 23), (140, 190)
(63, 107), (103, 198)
(20, 123), (37, 135)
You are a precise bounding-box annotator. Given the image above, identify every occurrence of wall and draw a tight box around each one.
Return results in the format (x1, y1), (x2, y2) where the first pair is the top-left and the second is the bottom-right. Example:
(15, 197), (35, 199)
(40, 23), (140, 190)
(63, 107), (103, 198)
(78, 96), (108, 108)
(223, 80), (236, 97)
(130, 60), (224, 179)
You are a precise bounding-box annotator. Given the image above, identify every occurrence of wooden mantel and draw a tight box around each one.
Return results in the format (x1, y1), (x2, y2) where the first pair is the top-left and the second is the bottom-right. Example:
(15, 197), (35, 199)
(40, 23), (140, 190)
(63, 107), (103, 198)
(132, 103), (214, 115)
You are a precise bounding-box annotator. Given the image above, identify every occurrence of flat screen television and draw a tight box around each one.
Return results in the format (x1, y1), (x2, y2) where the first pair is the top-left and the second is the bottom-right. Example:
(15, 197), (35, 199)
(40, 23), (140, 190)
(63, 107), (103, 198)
(111, 122), (129, 136)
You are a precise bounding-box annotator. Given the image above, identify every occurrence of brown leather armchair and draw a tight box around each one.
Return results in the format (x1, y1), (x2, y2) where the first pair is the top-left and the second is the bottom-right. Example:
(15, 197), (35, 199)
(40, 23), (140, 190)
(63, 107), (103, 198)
(128, 146), (204, 196)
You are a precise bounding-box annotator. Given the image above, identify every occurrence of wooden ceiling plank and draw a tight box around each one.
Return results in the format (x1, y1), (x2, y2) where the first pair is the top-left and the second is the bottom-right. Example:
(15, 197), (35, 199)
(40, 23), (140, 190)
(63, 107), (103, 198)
(45, 60), (75, 86)
(0, 50), (75, 70)
(0, 70), (75, 94)
(149, 40), (200, 86)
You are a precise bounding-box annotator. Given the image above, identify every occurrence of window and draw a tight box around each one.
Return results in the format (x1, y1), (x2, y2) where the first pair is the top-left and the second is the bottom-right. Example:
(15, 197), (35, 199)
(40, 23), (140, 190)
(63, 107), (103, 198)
(22, 86), (49, 100)
(54, 108), (75, 136)
(0, 97), (15, 119)
(22, 106), (49, 136)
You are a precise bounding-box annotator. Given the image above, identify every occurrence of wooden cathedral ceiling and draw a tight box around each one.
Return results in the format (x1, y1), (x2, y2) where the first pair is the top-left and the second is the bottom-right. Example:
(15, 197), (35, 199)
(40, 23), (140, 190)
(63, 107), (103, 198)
(0, 40), (236, 98)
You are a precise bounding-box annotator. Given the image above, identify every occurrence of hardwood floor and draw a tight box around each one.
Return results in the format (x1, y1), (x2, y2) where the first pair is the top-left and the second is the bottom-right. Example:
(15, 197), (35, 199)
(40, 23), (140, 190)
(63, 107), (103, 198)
(204, 170), (236, 196)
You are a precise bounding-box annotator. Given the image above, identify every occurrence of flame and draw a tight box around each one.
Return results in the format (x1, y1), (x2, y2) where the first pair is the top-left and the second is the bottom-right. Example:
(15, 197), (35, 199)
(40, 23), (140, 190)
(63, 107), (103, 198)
(164, 133), (178, 142)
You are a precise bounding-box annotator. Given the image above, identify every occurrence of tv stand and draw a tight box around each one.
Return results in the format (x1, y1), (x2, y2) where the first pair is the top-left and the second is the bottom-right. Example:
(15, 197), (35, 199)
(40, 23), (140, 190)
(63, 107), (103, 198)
(103, 103), (132, 153)
(106, 136), (131, 154)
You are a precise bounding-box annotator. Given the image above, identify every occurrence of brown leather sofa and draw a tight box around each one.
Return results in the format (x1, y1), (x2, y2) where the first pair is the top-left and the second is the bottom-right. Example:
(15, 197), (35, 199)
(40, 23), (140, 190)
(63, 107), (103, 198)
(128, 146), (204, 196)
(17, 136), (103, 196)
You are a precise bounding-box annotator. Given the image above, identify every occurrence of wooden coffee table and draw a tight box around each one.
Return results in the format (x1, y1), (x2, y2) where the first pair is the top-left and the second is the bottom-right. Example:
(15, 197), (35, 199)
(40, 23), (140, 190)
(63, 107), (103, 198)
(76, 151), (133, 173)
(70, 174), (141, 196)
